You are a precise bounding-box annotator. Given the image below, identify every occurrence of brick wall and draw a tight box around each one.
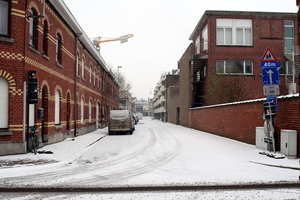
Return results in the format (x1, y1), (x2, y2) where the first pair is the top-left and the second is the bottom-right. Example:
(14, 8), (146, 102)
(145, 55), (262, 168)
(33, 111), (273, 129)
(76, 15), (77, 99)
(178, 44), (194, 127)
(167, 85), (179, 124)
(189, 96), (300, 158)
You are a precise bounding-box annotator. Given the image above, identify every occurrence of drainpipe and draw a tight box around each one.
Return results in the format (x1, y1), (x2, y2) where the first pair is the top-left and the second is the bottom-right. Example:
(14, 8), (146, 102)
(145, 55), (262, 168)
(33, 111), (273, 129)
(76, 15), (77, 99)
(74, 33), (82, 137)
(24, 0), (29, 153)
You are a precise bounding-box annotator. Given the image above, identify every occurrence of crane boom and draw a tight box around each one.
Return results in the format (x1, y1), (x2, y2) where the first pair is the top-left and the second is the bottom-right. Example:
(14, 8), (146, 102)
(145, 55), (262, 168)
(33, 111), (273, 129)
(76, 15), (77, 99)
(96, 34), (134, 43)
(91, 33), (134, 52)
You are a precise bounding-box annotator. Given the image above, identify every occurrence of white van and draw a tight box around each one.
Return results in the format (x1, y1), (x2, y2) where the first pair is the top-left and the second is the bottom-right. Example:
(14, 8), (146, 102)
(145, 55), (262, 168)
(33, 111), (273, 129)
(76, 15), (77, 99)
(108, 110), (135, 135)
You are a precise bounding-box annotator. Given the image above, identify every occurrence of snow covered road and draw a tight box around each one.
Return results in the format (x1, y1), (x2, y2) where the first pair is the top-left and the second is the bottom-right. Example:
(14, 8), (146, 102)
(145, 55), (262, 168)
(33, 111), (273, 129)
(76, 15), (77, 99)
(0, 117), (299, 199)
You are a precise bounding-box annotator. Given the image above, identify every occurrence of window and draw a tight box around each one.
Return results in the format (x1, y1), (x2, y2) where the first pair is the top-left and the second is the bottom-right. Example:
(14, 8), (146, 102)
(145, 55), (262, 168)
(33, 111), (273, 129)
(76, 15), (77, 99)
(89, 65), (92, 83)
(279, 61), (294, 75)
(0, 77), (8, 129)
(0, 0), (9, 36)
(76, 53), (79, 76)
(42, 20), (48, 55)
(81, 97), (84, 123)
(94, 69), (96, 85)
(284, 20), (294, 54)
(56, 33), (62, 63)
(82, 57), (85, 79)
(89, 99), (92, 122)
(202, 25), (208, 51)
(195, 35), (200, 54)
(217, 60), (253, 74)
(29, 8), (38, 48)
(55, 90), (61, 125)
(217, 19), (252, 46)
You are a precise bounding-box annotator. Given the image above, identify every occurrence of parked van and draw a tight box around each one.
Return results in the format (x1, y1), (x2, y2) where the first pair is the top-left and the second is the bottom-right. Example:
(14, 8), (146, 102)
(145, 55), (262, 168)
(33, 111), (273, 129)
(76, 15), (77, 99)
(108, 110), (135, 135)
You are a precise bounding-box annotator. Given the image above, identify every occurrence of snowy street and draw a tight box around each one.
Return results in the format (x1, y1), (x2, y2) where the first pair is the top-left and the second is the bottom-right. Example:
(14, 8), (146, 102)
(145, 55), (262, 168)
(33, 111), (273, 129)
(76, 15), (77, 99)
(0, 117), (300, 199)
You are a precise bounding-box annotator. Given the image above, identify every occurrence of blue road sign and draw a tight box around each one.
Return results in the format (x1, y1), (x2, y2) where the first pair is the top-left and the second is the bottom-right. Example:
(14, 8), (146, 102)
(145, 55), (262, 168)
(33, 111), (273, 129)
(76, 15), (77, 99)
(267, 96), (278, 111)
(261, 67), (280, 85)
(260, 61), (279, 67)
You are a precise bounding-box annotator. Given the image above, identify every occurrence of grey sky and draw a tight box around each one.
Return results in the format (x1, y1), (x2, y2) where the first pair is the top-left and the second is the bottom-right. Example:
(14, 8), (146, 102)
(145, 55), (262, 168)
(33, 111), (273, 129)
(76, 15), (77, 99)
(63, 0), (297, 100)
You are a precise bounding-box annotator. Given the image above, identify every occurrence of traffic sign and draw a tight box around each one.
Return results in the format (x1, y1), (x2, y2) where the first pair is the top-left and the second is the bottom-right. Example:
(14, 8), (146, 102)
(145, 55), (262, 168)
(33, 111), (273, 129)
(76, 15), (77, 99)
(261, 67), (280, 85)
(260, 61), (279, 67)
(267, 96), (278, 111)
(263, 85), (280, 96)
(261, 48), (277, 62)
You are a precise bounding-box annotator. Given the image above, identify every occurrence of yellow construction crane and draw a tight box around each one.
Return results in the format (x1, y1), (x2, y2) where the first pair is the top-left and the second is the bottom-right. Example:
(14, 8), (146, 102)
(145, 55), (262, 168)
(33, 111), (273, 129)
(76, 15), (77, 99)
(91, 33), (134, 52)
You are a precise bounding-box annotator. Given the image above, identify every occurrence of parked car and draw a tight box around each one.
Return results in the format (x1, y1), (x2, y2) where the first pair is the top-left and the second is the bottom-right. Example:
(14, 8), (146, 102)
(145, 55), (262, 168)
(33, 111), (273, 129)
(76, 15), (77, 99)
(108, 110), (135, 135)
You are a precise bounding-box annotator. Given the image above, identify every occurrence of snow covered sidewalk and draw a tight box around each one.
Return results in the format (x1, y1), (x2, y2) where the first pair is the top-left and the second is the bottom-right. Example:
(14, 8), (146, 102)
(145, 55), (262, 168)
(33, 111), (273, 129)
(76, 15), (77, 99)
(0, 128), (108, 168)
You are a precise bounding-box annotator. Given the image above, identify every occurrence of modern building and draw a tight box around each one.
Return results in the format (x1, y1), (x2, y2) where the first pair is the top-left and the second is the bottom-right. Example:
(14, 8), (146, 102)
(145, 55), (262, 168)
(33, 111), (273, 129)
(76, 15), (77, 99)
(0, 0), (119, 155)
(134, 100), (150, 117)
(153, 71), (179, 122)
(169, 10), (298, 127)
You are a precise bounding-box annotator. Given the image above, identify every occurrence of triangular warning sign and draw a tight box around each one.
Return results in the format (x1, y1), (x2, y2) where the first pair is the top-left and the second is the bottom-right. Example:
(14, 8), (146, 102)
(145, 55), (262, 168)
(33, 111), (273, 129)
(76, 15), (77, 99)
(261, 48), (277, 62)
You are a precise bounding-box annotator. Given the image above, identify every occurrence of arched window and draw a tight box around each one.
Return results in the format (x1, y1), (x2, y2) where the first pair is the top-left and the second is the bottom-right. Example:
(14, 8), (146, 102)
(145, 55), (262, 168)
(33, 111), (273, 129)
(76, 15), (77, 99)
(29, 8), (38, 48)
(76, 53), (79, 76)
(55, 90), (61, 125)
(89, 65), (92, 83)
(81, 57), (85, 79)
(42, 20), (48, 55)
(56, 33), (62, 64)
(94, 69), (96, 85)
(0, 77), (8, 129)
(81, 97), (84, 123)
(89, 99), (92, 122)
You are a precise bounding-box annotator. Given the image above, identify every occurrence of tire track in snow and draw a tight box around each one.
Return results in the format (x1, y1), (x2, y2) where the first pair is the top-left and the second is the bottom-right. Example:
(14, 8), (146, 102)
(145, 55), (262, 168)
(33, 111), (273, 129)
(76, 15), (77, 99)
(53, 123), (182, 186)
(0, 121), (181, 187)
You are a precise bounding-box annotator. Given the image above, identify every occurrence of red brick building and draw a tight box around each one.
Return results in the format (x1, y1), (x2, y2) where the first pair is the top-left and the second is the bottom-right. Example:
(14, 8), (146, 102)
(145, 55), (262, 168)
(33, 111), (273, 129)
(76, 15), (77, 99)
(189, 10), (298, 106)
(169, 10), (298, 126)
(168, 10), (300, 157)
(0, 0), (119, 155)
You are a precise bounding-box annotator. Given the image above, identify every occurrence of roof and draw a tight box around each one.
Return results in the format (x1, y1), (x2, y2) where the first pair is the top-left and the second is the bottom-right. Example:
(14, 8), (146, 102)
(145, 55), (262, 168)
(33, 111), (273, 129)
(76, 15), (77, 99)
(189, 10), (297, 40)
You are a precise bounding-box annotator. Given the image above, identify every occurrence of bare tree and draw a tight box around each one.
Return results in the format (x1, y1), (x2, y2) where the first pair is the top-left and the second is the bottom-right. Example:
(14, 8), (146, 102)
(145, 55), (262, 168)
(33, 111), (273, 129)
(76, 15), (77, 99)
(114, 70), (132, 99)
(204, 72), (247, 105)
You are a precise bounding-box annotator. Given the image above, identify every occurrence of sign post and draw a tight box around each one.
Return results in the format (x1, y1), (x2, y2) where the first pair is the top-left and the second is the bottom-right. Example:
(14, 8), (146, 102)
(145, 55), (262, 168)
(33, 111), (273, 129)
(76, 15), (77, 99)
(260, 48), (280, 156)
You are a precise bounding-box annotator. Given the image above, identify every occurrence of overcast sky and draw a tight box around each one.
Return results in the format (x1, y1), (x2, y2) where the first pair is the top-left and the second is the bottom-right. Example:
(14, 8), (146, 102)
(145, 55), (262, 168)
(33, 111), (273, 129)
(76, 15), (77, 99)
(63, 0), (298, 100)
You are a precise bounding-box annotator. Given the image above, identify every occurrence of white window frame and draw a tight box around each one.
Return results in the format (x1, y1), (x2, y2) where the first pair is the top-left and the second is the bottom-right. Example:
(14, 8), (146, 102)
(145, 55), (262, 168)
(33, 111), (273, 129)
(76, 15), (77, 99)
(81, 97), (84, 123)
(279, 61), (294, 75)
(89, 65), (92, 83)
(55, 90), (60, 125)
(82, 57), (85, 79)
(76, 53), (79, 76)
(217, 60), (253, 74)
(195, 35), (200, 54)
(94, 69), (96, 85)
(89, 99), (92, 122)
(56, 33), (62, 63)
(202, 24), (208, 51)
(217, 19), (252, 46)
(284, 20), (294, 54)
(29, 8), (38, 47)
